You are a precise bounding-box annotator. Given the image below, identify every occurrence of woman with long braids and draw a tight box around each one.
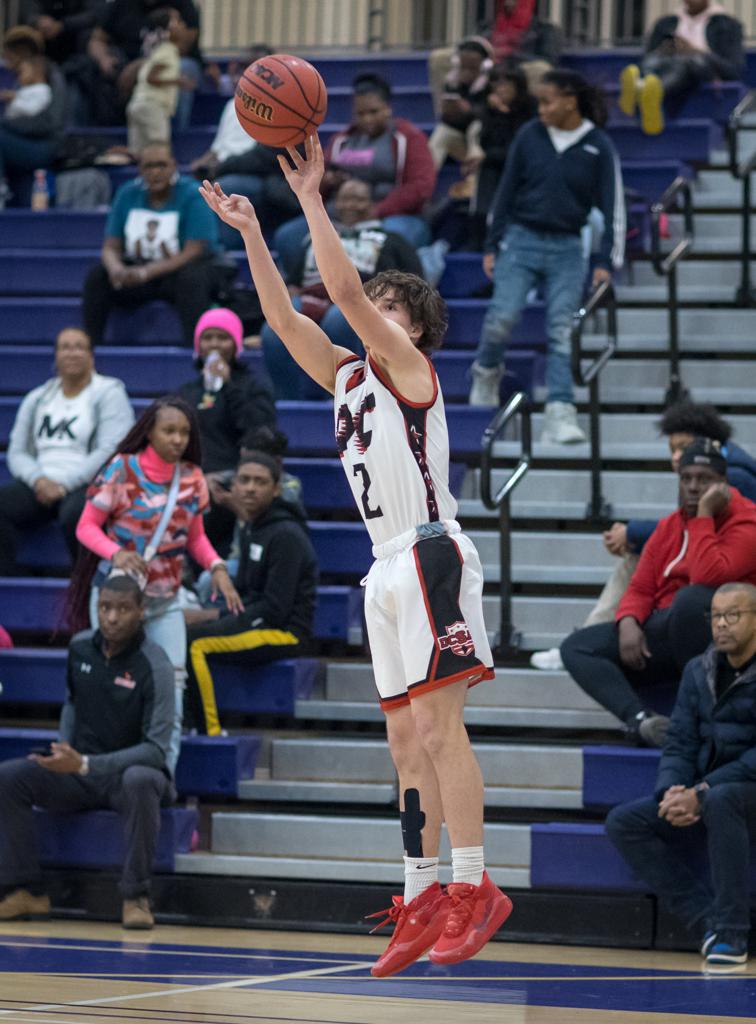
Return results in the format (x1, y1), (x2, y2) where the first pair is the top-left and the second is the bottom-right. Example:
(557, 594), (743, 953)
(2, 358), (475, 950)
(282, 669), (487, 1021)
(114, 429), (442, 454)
(69, 396), (242, 770)
(469, 69), (625, 444)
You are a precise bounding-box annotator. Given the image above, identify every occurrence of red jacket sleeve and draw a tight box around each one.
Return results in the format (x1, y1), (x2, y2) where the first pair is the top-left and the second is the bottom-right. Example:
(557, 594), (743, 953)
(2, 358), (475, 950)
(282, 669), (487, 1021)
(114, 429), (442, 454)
(686, 515), (756, 586)
(616, 528), (666, 625)
(373, 123), (437, 218)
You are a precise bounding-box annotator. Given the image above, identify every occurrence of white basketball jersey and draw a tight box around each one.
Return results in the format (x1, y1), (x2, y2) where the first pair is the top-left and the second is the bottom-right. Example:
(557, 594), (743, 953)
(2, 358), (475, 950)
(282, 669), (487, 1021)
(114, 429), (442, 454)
(333, 354), (458, 546)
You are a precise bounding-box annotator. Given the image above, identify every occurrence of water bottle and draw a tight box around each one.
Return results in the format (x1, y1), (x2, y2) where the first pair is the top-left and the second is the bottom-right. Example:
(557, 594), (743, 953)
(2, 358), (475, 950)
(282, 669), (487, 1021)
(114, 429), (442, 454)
(203, 350), (225, 393)
(31, 169), (50, 211)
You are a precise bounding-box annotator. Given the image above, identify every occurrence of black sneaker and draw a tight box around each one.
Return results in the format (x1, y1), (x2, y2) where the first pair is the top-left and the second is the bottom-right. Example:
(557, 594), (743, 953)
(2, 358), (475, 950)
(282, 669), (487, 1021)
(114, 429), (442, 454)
(706, 931), (748, 965)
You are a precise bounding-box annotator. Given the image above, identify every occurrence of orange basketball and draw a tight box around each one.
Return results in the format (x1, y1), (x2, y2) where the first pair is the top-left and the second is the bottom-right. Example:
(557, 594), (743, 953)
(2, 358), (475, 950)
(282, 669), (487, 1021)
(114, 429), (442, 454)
(234, 53), (327, 147)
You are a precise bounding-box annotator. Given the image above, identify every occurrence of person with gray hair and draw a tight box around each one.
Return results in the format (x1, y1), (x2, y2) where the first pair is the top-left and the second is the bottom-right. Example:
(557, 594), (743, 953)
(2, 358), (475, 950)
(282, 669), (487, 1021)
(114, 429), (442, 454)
(606, 580), (756, 966)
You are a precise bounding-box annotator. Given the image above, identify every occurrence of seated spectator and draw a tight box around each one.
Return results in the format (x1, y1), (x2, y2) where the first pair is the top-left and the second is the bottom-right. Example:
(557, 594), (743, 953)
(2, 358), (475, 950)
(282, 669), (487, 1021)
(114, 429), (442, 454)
(619, 0), (744, 135)
(265, 177), (423, 399)
(428, 36), (493, 172)
(75, 0), (201, 128)
(126, 7), (182, 155)
(465, 65), (536, 251)
(488, 0), (562, 90)
(1, 54), (52, 119)
(273, 73), (436, 268)
(0, 573), (175, 929)
(532, 401), (756, 670)
(561, 440), (756, 747)
(184, 451), (318, 736)
(468, 70), (624, 447)
(0, 27), (66, 207)
(81, 143), (222, 347)
(178, 307), (276, 552)
(69, 396), (242, 772)
(0, 327), (133, 576)
(21, 0), (100, 66)
(606, 582), (756, 966)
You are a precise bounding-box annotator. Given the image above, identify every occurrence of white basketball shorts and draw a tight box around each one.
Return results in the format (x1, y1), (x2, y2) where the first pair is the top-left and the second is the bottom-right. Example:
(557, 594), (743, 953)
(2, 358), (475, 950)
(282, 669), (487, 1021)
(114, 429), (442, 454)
(363, 520), (494, 711)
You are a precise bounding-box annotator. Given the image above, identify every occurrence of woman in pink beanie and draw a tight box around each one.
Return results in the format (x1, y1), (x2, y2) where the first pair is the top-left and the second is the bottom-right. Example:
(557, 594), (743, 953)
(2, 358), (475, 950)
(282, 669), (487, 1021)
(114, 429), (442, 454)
(178, 307), (276, 552)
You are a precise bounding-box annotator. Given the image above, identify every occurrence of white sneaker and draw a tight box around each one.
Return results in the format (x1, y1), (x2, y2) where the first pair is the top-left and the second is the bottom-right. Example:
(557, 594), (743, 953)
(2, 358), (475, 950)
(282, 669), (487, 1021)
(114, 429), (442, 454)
(541, 402), (586, 444)
(469, 362), (502, 406)
(530, 647), (564, 671)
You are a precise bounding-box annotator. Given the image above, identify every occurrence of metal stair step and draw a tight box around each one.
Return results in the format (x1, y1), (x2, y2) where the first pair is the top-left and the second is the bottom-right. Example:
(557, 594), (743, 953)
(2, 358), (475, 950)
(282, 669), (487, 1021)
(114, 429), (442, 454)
(470, 530), (614, 584)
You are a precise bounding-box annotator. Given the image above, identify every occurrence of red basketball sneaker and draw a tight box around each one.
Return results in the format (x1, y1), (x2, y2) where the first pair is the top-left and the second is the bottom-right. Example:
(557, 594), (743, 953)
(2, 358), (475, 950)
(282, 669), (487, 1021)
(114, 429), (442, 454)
(428, 872), (512, 965)
(368, 881), (451, 978)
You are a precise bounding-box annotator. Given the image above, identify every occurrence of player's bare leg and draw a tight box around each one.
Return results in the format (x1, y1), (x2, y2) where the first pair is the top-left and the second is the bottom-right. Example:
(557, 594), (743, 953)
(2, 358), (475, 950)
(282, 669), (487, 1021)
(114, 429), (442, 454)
(369, 704), (449, 978)
(411, 679), (513, 965)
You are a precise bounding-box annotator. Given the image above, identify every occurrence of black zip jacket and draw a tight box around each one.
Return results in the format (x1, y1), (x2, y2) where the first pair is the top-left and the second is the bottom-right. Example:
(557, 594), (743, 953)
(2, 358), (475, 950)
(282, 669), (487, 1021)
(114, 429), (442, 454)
(234, 498), (318, 641)
(60, 628), (174, 777)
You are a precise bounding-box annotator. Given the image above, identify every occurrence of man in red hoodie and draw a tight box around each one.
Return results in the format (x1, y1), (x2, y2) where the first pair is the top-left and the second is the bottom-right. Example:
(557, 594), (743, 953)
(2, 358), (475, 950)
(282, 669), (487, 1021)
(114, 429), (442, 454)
(561, 439), (756, 747)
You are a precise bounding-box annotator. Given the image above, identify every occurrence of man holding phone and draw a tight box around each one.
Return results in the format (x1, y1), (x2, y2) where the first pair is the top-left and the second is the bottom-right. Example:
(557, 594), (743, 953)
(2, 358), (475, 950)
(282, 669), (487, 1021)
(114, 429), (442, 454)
(0, 574), (175, 929)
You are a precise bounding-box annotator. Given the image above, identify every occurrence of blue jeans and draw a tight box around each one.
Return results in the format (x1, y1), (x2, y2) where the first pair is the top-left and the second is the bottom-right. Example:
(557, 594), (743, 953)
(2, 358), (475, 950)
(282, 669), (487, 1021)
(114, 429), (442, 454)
(89, 588), (186, 775)
(174, 56), (202, 130)
(476, 224), (588, 404)
(606, 784), (756, 938)
(261, 297), (362, 399)
(0, 125), (56, 182)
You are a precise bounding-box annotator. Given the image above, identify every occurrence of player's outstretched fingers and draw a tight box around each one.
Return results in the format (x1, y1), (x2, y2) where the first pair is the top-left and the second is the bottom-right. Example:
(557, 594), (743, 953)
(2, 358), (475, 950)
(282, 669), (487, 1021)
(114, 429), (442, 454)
(286, 145), (305, 169)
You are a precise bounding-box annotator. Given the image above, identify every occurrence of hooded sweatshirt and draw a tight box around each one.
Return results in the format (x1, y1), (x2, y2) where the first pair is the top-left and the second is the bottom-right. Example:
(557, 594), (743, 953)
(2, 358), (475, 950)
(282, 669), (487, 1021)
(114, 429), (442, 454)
(235, 497), (318, 641)
(616, 487), (756, 626)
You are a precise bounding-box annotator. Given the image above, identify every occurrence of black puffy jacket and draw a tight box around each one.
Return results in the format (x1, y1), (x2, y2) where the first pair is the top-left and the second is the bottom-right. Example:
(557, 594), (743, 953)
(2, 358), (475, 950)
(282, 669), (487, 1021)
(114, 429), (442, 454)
(655, 644), (756, 799)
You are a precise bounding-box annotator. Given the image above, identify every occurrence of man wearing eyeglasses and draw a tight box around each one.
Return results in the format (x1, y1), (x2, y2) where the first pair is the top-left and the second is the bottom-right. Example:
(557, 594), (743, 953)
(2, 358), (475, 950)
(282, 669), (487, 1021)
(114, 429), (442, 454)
(606, 581), (756, 966)
(562, 438), (756, 747)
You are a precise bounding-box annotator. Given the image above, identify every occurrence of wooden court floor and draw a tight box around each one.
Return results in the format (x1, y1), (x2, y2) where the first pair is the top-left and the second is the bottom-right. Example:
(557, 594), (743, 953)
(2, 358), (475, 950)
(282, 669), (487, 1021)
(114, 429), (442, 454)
(0, 920), (754, 1023)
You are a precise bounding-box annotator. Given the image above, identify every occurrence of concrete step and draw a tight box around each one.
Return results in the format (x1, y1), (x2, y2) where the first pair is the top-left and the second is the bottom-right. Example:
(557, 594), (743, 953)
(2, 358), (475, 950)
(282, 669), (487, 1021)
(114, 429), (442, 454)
(471, 530), (614, 584)
(459, 467), (675, 520)
(484, 595), (594, 649)
(625, 259), (745, 287)
(308, 663), (620, 730)
(242, 737), (583, 809)
(184, 812), (531, 887)
(616, 283), (736, 303)
(567, 358), (756, 405)
(585, 307), (756, 350)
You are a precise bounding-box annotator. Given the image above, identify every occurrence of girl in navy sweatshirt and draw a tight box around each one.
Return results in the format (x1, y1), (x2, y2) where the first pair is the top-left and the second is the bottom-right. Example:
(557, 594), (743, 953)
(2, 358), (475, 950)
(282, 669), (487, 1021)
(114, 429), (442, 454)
(469, 69), (625, 444)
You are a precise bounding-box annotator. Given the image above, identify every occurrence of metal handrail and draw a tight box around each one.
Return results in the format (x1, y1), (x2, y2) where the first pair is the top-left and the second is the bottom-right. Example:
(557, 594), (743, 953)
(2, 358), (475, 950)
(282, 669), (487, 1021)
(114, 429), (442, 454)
(650, 176), (694, 405)
(571, 280), (617, 524)
(726, 90), (756, 306)
(479, 391), (531, 658)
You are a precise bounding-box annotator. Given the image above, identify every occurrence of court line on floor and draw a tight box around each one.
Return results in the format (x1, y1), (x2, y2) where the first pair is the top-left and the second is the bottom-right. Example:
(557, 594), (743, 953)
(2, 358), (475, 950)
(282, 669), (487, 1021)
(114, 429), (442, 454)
(0, 959), (374, 1019)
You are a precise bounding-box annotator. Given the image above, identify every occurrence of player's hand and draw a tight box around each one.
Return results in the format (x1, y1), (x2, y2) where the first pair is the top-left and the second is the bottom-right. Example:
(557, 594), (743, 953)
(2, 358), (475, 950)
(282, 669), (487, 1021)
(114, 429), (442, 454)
(112, 548), (148, 577)
(278, 133), (325, 200)
(199, 180), (259, 233)
(603, 522), (628, 556)
(32, 741), (84, 774)
(592, 267), (611, 289)
(483, 252), (496, 279)
(697, 482), (730, 519)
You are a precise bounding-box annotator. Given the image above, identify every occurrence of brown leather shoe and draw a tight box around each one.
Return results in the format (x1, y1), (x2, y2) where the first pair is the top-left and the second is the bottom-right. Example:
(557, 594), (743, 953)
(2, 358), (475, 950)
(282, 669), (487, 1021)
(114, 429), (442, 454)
(0, 889), (51, 920)
(122, 897), (154, 929)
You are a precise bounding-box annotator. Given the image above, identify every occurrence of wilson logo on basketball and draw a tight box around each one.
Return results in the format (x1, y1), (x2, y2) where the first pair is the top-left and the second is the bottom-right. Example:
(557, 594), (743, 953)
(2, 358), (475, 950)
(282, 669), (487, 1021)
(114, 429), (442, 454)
(252, 61), (285, 90)
(235, 84), (273, 122)
(437, 621), (474, 656)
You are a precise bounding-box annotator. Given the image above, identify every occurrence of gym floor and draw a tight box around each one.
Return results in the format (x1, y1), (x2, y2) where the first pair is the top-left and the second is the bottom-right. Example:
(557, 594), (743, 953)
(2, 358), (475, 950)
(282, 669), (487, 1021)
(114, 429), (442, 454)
(0, 920), (754, 1023)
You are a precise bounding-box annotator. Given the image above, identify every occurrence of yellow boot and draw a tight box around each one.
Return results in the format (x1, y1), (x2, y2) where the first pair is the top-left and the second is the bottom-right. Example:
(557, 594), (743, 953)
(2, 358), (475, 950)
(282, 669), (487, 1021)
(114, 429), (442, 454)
(639, 73), (664, 135)
(619, 64), (640, 117)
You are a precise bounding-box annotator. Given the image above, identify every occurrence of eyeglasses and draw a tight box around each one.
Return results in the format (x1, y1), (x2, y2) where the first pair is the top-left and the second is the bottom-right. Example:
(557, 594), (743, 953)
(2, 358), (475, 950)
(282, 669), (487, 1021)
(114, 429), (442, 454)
(704, 609), (756, 626)
(140, 161), (171, 171)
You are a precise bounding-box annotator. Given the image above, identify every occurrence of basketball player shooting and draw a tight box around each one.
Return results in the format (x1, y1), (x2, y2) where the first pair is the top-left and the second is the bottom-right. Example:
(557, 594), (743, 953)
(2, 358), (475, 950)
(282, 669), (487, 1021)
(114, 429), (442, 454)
(199, 134), (512, 976)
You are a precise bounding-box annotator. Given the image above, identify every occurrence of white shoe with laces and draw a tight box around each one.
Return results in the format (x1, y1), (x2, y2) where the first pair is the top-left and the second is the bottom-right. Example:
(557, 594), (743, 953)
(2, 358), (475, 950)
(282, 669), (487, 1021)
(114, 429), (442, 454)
(469, 363), (502, 407)
(530, 648), (565, 671)
(541, 402), (586, 444)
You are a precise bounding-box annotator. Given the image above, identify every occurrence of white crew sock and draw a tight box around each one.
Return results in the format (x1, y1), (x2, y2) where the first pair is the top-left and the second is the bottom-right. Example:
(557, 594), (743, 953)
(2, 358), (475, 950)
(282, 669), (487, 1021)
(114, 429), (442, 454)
(403, 855), (439, 903)
(451, 846), (485, 887)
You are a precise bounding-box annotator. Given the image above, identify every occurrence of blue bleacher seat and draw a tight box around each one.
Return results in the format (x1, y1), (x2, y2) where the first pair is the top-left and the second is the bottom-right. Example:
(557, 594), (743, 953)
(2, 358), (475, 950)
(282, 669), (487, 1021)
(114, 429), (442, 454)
(531, 822), (645, 890)
(213, 656), (321, 715)
(0, 725), (260, 798)
(0, 580), (361, 643)
(582, 746), (661, 808)
(37, 805), (197, 871)
(0, 210), (107, 248)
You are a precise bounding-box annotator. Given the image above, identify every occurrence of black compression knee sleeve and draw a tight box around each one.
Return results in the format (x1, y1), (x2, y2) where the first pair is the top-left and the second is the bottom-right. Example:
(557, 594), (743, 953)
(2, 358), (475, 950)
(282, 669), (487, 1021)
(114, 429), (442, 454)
(399, 788), (425, 858)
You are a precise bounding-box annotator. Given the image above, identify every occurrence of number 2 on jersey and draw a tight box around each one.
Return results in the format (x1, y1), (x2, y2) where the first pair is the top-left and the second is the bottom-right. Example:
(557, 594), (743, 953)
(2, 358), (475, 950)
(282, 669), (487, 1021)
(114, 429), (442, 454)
(353, 462), (383, 520)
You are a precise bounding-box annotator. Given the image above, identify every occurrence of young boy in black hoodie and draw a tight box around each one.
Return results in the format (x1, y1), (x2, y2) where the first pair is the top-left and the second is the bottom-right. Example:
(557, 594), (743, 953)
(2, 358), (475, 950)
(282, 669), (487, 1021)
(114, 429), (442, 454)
(185, 451), (318, 735)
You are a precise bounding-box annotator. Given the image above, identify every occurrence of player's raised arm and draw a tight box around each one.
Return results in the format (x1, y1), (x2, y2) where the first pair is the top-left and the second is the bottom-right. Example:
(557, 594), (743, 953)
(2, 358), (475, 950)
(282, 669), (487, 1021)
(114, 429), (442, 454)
(198, 181), (351, 394)
(278, 136), (429, 379)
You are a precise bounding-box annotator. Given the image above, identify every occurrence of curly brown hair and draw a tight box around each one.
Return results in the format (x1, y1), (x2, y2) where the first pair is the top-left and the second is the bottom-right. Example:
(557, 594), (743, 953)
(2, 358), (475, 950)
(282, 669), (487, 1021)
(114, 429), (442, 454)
(363, 271), (448, 354)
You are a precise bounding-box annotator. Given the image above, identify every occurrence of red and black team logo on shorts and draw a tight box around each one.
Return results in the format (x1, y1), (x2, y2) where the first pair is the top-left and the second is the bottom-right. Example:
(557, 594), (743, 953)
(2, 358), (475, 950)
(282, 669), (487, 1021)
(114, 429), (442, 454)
(437, 620), (474, 657)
